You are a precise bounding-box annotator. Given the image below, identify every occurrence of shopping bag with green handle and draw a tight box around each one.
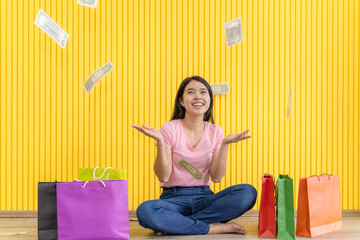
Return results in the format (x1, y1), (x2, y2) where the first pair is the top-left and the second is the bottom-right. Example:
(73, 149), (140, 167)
(276, 174), (295, 240)
(78, 167), (126, 181)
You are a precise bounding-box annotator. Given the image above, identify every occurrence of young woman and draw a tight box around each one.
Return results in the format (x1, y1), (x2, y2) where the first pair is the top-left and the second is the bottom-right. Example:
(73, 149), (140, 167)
(132, 76), (257, 235)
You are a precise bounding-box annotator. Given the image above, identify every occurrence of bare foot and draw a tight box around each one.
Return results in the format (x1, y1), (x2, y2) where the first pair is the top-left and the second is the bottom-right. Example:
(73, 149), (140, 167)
(156, 232), (163, 236)
(208, 222), (246, 235)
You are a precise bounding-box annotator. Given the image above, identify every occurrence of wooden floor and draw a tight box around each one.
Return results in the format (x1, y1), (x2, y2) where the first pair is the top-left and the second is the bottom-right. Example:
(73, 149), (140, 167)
(1, 216), (360, 239)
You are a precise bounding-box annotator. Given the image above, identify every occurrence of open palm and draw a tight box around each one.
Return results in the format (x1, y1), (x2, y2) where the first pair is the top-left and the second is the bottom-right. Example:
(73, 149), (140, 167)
(132, 125), (163, 141)
(223, 129), (251, 144)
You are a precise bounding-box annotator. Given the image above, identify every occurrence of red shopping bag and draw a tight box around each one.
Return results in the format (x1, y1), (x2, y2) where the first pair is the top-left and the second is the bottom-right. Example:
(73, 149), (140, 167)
(258, 174), (276, 238)
(296, 174), (342, 237)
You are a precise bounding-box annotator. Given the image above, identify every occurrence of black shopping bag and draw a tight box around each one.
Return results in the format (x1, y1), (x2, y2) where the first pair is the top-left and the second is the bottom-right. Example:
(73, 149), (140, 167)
(38, 182), (58, 240)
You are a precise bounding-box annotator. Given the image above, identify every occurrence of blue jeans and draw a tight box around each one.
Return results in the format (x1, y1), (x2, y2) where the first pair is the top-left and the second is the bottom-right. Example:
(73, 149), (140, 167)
(136, 184), (257, 235)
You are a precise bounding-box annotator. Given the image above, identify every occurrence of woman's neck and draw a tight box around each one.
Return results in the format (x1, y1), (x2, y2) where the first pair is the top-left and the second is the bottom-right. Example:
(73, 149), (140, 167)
(181, 114), (205, 131)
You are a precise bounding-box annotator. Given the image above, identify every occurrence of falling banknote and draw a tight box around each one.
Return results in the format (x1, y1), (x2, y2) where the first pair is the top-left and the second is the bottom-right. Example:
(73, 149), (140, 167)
(83, 62), (114, 94)
(178, 159), (203, 180)
(77, 0), (98, 8)
(286, 88), (291, 119)
(224, 17), (243, 47)
(210, 83), (229, 95)
(34, 9), (69, 49)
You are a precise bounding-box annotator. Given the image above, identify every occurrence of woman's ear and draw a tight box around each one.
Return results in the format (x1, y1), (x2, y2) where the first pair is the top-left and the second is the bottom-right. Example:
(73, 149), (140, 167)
(179, 97), (184, 107)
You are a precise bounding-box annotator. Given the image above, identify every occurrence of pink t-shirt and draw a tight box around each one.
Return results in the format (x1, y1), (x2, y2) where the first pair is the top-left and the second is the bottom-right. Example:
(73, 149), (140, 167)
(160, 119), (224, 188)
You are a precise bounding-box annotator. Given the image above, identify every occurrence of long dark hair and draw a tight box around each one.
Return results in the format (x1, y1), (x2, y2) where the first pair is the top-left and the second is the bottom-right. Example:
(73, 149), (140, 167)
(170, 76), (214, 123)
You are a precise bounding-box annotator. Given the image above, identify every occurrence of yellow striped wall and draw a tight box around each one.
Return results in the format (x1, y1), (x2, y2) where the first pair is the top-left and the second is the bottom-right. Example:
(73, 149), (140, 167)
(0, 0), (359, 211)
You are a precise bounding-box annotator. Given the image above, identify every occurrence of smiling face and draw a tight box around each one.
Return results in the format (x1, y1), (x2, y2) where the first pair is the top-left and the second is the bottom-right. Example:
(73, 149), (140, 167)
(180, 80), (211, 118)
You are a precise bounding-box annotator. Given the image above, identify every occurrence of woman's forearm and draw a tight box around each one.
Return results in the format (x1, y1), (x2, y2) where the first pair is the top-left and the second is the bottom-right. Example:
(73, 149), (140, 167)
(209, 141), (229, 182)
(153, 140), (172, 183)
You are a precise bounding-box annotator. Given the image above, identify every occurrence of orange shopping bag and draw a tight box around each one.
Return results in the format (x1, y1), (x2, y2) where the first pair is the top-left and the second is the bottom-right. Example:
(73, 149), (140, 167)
(296, 174), (342, 237)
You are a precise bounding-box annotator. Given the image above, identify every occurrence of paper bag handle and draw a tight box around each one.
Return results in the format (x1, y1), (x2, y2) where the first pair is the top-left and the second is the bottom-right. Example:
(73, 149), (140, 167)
(93, 166), (113, 180)
(310, 174), (332, 181)
(262, 173), (275, 185)
(73, 166), (112, 188)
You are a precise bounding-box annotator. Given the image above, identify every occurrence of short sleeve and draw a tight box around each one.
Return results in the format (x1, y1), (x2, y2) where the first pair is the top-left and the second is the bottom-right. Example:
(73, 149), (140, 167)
(160, 122), (173, 148)
(215, 125), (224, 149)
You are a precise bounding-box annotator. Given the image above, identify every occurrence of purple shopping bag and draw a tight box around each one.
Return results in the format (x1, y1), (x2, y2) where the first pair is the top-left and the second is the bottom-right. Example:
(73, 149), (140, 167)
(57, 180), (129, 240)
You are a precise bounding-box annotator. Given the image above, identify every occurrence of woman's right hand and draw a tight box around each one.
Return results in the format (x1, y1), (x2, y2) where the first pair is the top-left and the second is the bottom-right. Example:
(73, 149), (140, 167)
(132, 125), (164, 141)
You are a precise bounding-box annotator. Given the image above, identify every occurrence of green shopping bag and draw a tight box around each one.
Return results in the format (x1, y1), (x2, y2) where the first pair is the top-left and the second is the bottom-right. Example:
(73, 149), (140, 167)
(276, 174), (295, 240)
(78, 167), (126, 181)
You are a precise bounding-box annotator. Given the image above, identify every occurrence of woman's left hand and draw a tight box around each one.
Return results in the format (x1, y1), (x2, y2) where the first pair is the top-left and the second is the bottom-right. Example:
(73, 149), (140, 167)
(223, 129), (251, 144)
